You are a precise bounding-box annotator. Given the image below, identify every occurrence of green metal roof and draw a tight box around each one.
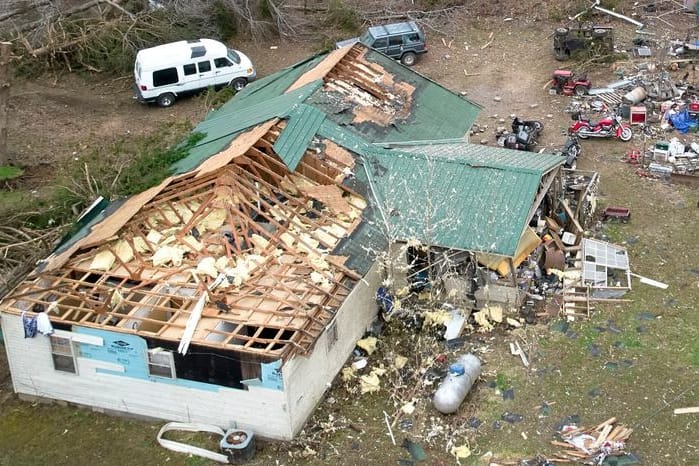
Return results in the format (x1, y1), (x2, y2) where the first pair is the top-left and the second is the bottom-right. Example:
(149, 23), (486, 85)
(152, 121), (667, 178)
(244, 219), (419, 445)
(225, 53), (327, 111)
(306, 48), (482, 143)
(356, 143), (563, 256)
(385, 140), (564, 174)
(171, 82), (322, 174)
(273, 104), (326, 172)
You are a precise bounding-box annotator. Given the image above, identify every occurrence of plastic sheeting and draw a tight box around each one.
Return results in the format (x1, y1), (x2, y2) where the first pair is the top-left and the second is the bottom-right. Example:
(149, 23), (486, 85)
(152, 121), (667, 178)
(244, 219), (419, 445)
(669, 108), (697, 133)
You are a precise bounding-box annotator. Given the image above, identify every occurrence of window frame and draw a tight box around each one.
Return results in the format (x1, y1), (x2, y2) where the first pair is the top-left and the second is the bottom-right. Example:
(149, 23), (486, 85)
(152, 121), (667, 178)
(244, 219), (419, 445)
(147, 348), (176, 379)
(50, 335), (78, 374)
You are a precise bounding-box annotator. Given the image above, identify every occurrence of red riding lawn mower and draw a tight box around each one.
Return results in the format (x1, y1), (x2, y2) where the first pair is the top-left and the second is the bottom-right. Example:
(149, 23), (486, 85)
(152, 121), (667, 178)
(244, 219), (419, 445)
(550, 70), (592, 96)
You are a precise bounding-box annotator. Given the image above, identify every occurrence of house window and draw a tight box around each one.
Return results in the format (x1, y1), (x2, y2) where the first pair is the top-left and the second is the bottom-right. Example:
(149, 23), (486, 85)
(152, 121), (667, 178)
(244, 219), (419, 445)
(50, 335), (77, 374)
(148, 348), (176, 378)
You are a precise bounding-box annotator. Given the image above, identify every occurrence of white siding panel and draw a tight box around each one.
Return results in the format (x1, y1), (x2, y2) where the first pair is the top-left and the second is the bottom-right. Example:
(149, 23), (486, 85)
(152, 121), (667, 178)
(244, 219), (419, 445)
(1, 313), (293, 440)
(282, 261), (382, 436)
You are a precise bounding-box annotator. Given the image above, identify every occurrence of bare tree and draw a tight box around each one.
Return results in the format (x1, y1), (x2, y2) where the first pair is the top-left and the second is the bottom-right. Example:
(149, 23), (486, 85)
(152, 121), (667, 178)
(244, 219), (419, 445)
(0, 42), (11, 167)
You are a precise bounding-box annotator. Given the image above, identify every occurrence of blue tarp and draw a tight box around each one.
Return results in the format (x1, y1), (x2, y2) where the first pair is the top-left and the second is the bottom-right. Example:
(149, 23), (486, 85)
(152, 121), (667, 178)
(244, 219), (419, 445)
(669, 108), (696, 134)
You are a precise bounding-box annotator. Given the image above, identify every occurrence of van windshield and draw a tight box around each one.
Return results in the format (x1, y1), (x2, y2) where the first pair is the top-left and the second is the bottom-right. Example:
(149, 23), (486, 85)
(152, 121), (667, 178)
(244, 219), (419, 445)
(227, 49), (241, 64)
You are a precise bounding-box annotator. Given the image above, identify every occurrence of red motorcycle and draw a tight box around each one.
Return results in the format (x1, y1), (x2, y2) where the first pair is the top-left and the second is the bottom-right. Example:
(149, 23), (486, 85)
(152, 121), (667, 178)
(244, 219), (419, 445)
(569, 112), (633, 142)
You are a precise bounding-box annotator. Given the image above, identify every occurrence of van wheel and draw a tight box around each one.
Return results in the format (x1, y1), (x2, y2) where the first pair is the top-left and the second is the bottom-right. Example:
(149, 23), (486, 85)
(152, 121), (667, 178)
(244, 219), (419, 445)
(157, 93), (175, 107)
(230, 78), (247, 92)
(400, 52), (417, 66)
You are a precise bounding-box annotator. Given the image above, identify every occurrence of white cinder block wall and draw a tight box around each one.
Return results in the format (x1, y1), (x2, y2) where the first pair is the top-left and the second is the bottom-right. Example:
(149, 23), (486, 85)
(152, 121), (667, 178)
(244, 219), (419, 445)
(1, 313), (291, 439)
(283, 261), (381, 436)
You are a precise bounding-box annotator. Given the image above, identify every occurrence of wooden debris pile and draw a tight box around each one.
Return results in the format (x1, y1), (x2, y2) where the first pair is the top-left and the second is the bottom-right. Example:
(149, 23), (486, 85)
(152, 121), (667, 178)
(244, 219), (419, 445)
(550, 417), (632, 464)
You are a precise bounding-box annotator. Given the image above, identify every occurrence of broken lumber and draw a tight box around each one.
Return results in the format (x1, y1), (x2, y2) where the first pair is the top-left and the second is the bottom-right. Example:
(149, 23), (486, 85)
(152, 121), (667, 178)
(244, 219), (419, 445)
(674, 407), (699, 415)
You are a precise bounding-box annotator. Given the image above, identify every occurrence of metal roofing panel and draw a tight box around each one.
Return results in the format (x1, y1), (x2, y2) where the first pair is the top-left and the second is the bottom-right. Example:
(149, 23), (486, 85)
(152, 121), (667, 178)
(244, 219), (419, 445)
(172, 82), (323, 174)
(386, 140), (564, 174)
(273, 105), (326, 171)
(360, 146), (548, 256)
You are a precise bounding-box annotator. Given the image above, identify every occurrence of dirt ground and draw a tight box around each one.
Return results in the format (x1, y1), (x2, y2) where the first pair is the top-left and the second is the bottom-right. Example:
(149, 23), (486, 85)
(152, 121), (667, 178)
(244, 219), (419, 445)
(2, 3), (699, 466)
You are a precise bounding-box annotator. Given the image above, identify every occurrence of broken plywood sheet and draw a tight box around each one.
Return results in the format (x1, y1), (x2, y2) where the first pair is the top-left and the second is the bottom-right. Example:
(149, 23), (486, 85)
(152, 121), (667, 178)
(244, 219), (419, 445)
(323, 139), (355, 169)
(299, 184), (352, 214)
(286, 46), (355, 93)
(194, 120), (278, 178)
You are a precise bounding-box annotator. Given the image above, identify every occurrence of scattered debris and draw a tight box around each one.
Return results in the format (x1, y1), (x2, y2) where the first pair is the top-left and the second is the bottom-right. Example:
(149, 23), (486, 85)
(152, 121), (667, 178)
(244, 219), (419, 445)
(552, 417), (633, 463)
(509, 340), (529, 367)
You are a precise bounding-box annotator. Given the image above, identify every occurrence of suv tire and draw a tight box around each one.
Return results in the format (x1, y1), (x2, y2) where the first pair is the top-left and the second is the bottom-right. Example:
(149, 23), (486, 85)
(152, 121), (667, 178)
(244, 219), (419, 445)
(400, 52), (417, 66)
(157, 93), (175, 107)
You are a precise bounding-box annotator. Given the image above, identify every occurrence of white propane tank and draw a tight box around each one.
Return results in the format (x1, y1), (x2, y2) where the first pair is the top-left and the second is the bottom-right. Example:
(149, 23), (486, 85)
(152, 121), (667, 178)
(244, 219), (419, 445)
(433, 353), (481, 414)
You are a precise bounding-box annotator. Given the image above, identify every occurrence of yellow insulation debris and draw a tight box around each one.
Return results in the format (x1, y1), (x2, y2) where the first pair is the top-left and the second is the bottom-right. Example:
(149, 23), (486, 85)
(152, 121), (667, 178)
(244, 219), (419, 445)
(152, 245), (185, 267)
(90, 250), (116, 271)
(113, 240), (134, 264)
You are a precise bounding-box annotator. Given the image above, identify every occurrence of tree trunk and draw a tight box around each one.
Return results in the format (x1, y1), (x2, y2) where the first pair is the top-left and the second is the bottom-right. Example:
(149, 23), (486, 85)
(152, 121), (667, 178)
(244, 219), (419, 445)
(0, 41), (11, 167)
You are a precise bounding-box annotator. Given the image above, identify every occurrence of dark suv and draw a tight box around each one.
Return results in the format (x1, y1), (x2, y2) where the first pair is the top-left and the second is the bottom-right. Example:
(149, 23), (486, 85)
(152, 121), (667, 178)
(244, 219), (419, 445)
(553, 25), (613, 61)
(336, 21), (427, 66)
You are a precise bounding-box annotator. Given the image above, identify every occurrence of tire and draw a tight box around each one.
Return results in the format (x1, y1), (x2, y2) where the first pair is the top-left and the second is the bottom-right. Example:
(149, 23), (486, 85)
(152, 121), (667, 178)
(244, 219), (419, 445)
(619, 127), (633, 142)
(156, 93), (175, 108)
(568, 143), (581, 158)
(400, 52), (417, 66)
(593, 29), (608, 38)
(532, 121), (544, 132)
(230, 78), (247, 92)
(574, 85), (588, 96)
(555, 27), (569, 36)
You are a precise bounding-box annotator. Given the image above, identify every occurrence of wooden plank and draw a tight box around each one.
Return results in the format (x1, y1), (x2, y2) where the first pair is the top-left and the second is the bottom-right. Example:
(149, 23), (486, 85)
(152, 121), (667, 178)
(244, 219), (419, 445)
(674, 407), (699, 414)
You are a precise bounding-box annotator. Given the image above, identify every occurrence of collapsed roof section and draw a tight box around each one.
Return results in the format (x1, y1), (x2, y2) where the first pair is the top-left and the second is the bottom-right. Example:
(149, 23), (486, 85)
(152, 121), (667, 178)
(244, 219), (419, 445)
(172, 43), (483, 175)
(2, 120), (368, 361)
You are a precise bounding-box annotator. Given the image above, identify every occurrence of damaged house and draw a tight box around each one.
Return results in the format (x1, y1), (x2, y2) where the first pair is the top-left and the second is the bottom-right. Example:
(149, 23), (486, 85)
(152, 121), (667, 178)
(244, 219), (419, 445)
(0, 43), (568, 439)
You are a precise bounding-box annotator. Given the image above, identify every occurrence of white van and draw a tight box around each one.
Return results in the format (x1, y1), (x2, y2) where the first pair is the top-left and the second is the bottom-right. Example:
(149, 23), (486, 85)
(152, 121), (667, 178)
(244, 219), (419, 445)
(134, 38), (256, 107)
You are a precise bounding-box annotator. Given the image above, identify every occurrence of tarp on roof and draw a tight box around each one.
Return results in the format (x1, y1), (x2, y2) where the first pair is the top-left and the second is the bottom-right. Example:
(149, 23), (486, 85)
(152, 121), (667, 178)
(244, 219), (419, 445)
(359, 143), (563, 257)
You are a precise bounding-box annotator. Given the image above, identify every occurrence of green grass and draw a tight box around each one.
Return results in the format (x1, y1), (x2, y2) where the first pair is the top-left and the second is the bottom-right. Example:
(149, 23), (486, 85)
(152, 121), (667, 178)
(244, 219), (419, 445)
(0, 166), (23, 181)
(2, 119), (197, 229)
